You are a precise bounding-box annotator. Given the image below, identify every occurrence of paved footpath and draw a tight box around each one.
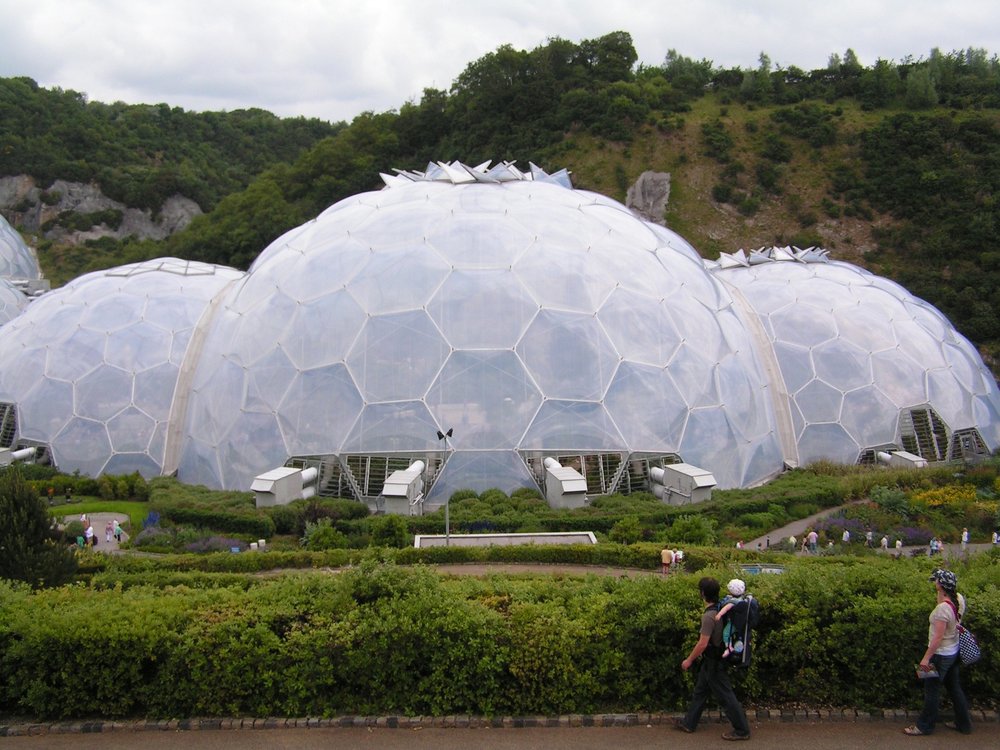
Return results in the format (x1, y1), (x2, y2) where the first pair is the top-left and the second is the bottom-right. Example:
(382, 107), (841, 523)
(1, 717), (997, 749)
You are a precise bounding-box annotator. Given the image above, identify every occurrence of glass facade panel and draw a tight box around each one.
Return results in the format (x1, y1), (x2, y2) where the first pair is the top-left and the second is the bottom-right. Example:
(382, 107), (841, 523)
(771, 303), (838, 348)
(107, 407), (156, 453)
(243, 347), (296, 414)
(345, 243), (450, 315)
(74, 366), (132, 421)
(427, 350), (540, 449)
(813, 339), (873, 391)
(428, 269), (537, 349)
(871, 349), (929, 407)
(598, 289), (680, 366)
(0, 279), (27, 325)
(521, 401), (624, 451)
(678, 408), (739, 488)
(103, 453), (162, 477)
(104, 324), (173, 373)
(53, 418), (111, 477)
(514, 240), (617, 313)
(80, 293), (144, 332)
(840, 386), (898, 447)
(517, 310), (619, 401)
(342, 402), (441, 452)
(427, 214), (532, 268)
(217, 412), (287, 490)
(926, 368), (974, 427)
(277, 240), (370, 302)
(797, 378), (844, 423)
(428, 450), (537, 502)
(19, 379), (73, 440)
(45, 328), (107, 382)
(278, 364), (363, 454)
(667, 347), (720, 408)
(0, 214), (41, 279)
(797, 422), (858, 465)
(346, 310), (449, 402)
(834, 305), (897, 352)
(280, 292), (366, 370)
(605, 362), (686, 451)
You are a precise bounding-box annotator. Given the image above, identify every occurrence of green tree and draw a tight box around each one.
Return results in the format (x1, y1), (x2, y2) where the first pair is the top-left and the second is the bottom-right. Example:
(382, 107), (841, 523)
(859, 58), (901, 108)
(0, 466), (77, 588)
(905, 66), (939, 108)
(662, 49), (715, 97)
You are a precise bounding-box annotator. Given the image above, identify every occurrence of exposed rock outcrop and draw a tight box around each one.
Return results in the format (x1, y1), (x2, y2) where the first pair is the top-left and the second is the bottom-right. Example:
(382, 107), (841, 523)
(625, 171), (671, 226)
(0, 175), (201, 244)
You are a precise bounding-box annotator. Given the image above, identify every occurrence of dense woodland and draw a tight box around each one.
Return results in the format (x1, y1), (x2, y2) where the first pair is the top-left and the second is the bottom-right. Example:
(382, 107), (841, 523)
(3, 32), (1000, 359)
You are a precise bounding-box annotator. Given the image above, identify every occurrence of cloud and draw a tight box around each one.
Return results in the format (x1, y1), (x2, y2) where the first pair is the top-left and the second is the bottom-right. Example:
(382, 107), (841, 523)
(0, 0), (997, 121)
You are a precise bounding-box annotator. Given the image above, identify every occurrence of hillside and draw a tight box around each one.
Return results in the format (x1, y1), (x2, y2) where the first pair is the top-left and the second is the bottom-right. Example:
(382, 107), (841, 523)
(555, 98), (889, 263)
(2, 35), (1000, 365)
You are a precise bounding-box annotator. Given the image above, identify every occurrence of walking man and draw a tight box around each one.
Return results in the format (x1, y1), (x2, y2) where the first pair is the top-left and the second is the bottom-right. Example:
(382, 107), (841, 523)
(674, 576), (752, 741)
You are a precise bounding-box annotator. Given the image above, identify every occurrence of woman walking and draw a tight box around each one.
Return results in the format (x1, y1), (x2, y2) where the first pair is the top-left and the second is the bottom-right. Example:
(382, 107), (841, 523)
(904, 569), (973, 735)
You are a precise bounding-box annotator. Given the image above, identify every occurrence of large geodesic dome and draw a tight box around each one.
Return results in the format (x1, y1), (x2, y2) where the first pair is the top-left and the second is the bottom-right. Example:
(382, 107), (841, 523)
(0, 213), (42, 281)
(176, 162), (783, 498)
(0, 161), (998, 507)
(711, 247), (1000, 465)
(0, 259), (244, 476)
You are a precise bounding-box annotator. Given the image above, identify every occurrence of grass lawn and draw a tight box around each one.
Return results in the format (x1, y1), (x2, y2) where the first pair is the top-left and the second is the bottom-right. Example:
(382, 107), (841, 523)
(49, 498), (150, 534)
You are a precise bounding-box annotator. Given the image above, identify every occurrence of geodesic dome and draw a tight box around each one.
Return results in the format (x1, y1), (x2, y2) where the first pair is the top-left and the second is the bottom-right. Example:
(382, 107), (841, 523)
(711, 247), (1000, 465)
(0, 258), (244, 476)
(0, 162), (997, 506)
(0, 213), (42, 281)
(0, 278), (28, 326)
(176, 162), (783, 499)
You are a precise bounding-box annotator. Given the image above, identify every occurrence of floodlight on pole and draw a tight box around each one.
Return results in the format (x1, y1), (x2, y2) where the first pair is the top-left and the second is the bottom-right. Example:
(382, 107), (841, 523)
(437, 428), (454, 545)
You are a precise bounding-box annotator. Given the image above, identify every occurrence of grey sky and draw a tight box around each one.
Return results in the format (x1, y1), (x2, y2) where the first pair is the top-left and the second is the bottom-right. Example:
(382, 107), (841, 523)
(1, 0), (996, 122)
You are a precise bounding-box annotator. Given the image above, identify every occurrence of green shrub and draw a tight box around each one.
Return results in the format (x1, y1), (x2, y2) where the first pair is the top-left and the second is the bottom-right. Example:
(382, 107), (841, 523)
(608, 515), (643, 544)
(368, 514), (410, 548)
(301, 519), (349, 551)
(666, 515), (717, 545)
(2, 554), (997, 719)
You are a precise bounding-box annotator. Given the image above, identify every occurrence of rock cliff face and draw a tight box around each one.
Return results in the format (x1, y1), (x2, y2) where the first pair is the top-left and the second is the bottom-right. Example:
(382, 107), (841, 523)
(625, 171), (671, 226)
(0, 175), (201, 244)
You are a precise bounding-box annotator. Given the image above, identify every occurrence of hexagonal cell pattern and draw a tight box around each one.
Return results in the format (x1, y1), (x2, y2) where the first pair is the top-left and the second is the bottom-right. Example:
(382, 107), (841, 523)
(713, 247), (1000, 465)
(0, 278), (28, 326)
(3, 167), (998, 504)
(0, 213), (42, 281)
(178, 164), (781, 494)
(0, 258), (244, 476)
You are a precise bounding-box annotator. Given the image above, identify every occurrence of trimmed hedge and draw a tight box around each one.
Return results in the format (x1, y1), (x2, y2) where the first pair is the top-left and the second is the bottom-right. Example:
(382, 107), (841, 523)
(1, 550), (996, 720)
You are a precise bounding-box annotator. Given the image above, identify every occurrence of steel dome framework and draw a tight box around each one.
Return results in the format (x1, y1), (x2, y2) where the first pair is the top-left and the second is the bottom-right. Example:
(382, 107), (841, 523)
(0, 162), (997, 506)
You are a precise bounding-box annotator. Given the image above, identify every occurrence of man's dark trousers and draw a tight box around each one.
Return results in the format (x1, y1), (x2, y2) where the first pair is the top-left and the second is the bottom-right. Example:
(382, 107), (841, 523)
(682, 653), (751, 736)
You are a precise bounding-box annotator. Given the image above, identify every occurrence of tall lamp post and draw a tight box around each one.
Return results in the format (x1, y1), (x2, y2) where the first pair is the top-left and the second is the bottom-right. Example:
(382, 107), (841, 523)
(436, 428), (454, 546)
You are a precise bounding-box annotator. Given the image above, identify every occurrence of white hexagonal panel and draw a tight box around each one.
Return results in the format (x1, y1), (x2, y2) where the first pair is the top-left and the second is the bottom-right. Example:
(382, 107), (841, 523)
(0, 214), (42, 281)
(714, 247), (1000, 467)
(426, 350), (541, 449)
(0, 259), (243, 478)
(2, 167), (995, 501)
(0, 278), (28, 326)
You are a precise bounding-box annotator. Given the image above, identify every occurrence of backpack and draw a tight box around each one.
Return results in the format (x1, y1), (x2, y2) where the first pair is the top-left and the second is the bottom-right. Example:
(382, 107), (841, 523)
(720, 594), (760, 668)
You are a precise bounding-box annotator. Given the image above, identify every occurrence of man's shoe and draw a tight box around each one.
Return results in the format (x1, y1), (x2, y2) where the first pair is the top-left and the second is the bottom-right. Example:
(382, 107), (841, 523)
(943, 721), (971, 734)
(672, 718), (694, 733)
(722, 731), (750, 741)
